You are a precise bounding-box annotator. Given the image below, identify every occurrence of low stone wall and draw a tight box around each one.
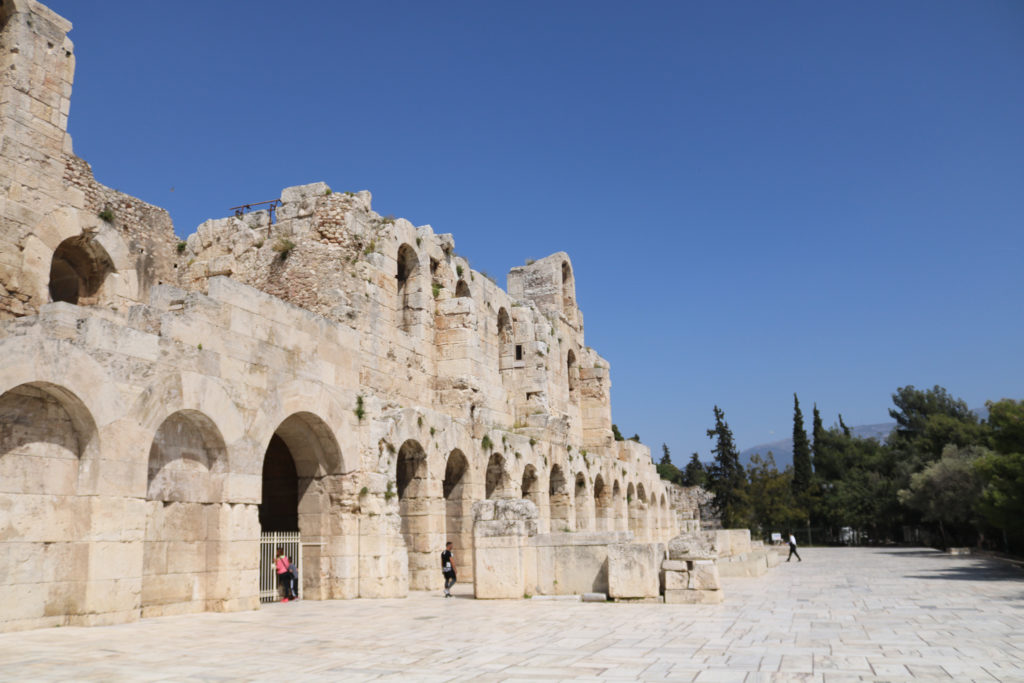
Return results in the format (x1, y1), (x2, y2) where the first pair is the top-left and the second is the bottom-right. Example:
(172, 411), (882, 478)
(527, 531), (632, 596)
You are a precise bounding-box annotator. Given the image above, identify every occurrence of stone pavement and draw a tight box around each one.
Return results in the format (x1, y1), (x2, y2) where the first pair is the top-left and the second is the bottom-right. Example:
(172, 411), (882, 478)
(1, 547), (1022, 681)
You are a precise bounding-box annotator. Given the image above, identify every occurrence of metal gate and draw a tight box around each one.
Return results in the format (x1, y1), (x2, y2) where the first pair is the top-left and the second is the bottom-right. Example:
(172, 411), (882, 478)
(260, 531), (301, 603)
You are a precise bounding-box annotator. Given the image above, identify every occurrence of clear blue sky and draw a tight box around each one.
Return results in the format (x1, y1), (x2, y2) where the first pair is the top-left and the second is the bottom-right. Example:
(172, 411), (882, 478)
(47, 1), (1024, 464)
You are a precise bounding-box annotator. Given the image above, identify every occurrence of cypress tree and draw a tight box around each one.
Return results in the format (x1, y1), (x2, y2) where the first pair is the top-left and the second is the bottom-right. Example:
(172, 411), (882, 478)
(706, 405), (745, 528)
(683, 452), (708, 487)
(660, 443), (671, 465)
(812, 403), (824, 467)
(792, 394), (812, 496)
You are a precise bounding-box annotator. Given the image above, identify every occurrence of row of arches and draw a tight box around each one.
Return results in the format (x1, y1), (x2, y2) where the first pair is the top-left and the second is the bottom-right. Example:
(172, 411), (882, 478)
(393, 441), (675, 588)
(1, 367), (673, 625)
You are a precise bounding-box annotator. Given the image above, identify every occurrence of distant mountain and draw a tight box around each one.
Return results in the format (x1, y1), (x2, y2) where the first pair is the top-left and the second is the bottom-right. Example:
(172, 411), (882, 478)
(739, 422), (895, 468)
(736, 406), (989, 469)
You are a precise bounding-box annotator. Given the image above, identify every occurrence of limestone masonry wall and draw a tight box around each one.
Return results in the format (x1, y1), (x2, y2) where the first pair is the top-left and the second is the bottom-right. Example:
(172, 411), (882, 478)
(0, 0), (695, 632)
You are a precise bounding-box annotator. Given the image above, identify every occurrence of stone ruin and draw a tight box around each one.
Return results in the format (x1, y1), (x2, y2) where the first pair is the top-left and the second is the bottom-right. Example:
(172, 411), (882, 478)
(0, 0), (775, 632)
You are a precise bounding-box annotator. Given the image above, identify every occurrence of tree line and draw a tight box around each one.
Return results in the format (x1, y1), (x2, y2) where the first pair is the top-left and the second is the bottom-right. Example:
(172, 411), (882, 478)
(657, 386), (1024, 553)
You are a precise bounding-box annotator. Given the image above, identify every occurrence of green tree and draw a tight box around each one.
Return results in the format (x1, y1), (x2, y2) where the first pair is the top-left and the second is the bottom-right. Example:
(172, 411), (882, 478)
(741, 453), (804, 537)
(837, 414), (851, 437)
(898, 445), (986, 546)
(611, 424), (624, 441)
(705, 405), (745, 528)
(974, 451), (1024, 551)
(987, 399), (1024, 455)
(683, 452), (708, 487)
(888, 385), (987, 464)
(656, 443), (682, 484)
(811, 404), (825, 465)
(791, 394), (812, 500)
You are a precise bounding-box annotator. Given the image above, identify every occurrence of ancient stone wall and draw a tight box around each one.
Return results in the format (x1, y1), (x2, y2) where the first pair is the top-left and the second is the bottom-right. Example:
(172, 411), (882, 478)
(0, 0), (695, 632)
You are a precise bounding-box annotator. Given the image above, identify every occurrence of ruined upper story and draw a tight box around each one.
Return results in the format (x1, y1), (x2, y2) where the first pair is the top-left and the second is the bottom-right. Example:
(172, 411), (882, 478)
(0, 0), (622, 455)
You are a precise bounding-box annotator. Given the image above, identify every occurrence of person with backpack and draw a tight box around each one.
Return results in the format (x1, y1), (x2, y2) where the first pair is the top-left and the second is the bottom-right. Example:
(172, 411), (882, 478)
(275, 547), (295, 601)
(441, 541), (457, 598)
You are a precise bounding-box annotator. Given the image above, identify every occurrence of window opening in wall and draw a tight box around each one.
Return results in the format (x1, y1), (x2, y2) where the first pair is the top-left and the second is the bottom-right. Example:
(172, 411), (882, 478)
(396, 243), (418, 333)
(455, 280), (471, 298)
(567, 349), (578, 400)
(561, 260), (575, 320)
(48, 235), (114, 305)
(515, 345), (523, 361)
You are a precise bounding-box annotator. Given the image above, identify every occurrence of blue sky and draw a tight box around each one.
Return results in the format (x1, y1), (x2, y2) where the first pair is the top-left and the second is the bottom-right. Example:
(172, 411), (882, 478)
(46, 1), (1024, 464)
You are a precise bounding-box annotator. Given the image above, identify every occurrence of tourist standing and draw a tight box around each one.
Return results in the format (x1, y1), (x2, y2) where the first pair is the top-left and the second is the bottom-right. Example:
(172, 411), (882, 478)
(441, 541), (457, 597)
(275, 547), (295, 601)
(787, 532), (802, 562)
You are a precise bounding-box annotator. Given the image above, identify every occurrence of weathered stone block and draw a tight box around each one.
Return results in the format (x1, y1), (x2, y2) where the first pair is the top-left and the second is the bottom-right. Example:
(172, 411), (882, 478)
(607, 543), (663, 599)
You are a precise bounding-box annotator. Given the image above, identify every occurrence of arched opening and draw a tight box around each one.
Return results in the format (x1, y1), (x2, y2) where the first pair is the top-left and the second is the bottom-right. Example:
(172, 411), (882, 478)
(496, 307), (512, 371)
(660, 493), (671, 539)
(396, 439), (435, 589)
(396, 243), (419, 333)
(567, 350), (578, 402)
(574, 472), (592, 531)
(637, 484), (649, 542)
(443, 449), (472, 583)
(497, 308), (511, 343)
(260, 412), (341, 602)
(48, 234), (114, 305)
(0, 382), (96, 628)
(612, 480), (626, 532)
(549, 464), (570, 531)
(561, 260), (575, 322)
(143, 410), (227, 617)
(593, 475), (611, 531)
(455, 280), (471, 298)
(485, 452), (508, 499)
(627, 482), (640, 539)
(521, 464), (541, 510)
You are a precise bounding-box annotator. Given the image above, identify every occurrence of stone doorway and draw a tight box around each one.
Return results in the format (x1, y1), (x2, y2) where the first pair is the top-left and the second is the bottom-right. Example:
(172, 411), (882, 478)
(259, 412), (339, 601)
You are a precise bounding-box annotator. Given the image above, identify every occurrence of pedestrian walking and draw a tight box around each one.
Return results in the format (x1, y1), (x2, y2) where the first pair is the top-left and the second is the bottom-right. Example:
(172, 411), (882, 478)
(441, 541), (456, 597)
(787, 532), (802, 562)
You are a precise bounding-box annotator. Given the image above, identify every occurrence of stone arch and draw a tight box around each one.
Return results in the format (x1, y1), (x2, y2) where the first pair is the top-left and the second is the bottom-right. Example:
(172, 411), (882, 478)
(549, 464), (570, 531)
(627, 482), (641, 539)
(0, 381), (98, 629)
(574, 472), (592, 531)
(249, 381), (351, 477)
(132, 372), (245, 480)
(443, 449), (472, 583)
(396, 243), (419, 333)
(142, 410), (228, 618)
(660, 492), (670, 539)
(497, 307), (511, 342)
(561, 260), (575, 322)
(396, 439), (435, 589)
(260, 411), (345, 600)
(19, 208), (139, 313)
(567, 349), (578, 401)
(48, 233), (115, 305)
(594, 474), (611, 531)
(455, 280), (471, 298)
(485, 452), (510, 499)
(636, 484), (649, 542)
(521, 464), (541, 510)
(612, 479), (626, 532)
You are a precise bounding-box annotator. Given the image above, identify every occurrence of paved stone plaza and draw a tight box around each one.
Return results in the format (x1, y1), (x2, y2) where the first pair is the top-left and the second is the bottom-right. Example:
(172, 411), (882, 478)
(1, 548), (1021, 681)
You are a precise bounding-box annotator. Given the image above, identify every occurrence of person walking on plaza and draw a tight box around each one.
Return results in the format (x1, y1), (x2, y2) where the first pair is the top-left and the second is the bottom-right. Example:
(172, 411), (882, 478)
(441, 541), (457, 597)
(786, 532), (802, 562)
(275, 547), (295, 601)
